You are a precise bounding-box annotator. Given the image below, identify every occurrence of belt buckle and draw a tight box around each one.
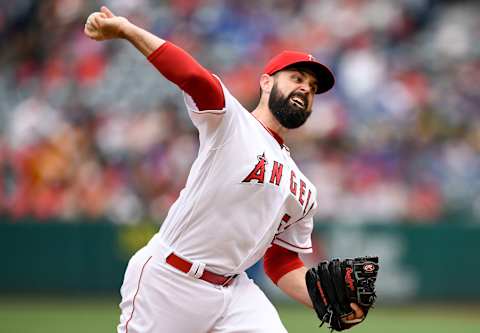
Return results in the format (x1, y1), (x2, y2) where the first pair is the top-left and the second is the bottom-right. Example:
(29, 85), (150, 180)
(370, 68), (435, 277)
(221, 274), (237, 287)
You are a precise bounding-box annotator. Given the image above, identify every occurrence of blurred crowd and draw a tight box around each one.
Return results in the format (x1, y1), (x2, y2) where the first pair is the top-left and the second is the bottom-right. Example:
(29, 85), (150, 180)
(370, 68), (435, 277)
(0, 0), (479, 224)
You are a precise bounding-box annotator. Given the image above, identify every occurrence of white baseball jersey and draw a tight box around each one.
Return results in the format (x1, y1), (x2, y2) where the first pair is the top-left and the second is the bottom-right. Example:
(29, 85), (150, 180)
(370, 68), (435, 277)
(157, 78), (318, 274)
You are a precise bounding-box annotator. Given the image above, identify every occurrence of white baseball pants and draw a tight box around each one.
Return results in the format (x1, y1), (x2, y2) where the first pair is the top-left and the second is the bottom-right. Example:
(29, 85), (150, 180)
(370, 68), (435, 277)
(117, 236), (288, 333)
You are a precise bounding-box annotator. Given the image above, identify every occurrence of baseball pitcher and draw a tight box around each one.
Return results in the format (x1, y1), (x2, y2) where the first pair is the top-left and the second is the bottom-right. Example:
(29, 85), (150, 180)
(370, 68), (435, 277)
(84, 6), (378, 333)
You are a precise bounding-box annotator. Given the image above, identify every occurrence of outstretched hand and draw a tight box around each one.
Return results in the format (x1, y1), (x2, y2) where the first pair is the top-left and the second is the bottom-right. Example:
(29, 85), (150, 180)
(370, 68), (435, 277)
(84, 6), (129, 41)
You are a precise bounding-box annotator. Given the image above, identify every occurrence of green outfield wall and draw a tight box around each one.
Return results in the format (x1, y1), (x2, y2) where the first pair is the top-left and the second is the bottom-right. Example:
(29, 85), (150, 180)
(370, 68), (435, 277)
(309, 223), (480, 302)
(1, 219), (479, 301)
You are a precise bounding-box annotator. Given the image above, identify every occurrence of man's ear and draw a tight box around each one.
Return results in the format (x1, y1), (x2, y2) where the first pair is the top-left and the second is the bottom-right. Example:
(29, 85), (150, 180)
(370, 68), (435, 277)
(259, 74), (274, 94)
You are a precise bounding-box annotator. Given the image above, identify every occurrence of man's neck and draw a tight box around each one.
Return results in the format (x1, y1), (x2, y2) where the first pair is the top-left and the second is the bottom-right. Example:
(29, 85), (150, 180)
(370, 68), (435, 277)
(251, 104), (288, 139)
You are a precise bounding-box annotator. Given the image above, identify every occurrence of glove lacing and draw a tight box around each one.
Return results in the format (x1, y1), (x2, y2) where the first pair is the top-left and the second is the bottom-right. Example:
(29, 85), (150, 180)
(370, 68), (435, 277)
(319, 306), (335, 332)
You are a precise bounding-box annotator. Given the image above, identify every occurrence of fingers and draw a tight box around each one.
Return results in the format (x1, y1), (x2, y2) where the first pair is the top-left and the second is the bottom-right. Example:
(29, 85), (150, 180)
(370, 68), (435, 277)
(101, 6), (115, 18)
(85, 12), (103, 29)
(84, 26), (98, 40)
(84, 21), (96, 38)
(341, 303), (365, 325)
(84, 25), (100, 40)
(342, 317), (364, 324)
(84, 14), (103, 40)
(92, 15), (102, 28)
(350, 303), (365, 318)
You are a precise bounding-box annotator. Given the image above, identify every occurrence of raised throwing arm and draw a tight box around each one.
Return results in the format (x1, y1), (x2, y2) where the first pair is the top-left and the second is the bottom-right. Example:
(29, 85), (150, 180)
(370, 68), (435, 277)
(84, 6), (224, 111)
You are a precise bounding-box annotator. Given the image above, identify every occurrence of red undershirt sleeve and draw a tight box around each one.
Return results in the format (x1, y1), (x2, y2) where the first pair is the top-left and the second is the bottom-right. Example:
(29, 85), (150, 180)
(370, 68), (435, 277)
(147, 42), (225, 111)
(263, 244), (305, 285)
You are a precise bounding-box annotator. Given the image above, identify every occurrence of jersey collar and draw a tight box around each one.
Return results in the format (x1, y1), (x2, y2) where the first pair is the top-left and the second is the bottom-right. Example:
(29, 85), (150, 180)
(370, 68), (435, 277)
(252, 115), (285, 146)
(266, 126), (284, 146)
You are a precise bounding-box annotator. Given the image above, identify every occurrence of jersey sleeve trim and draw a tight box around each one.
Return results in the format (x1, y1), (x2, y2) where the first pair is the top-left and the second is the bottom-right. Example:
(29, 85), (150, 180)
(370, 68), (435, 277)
(183, 91), (226, 115)
(147, 43), (168, 62)
(192, 109), (227, 115)
(273, 237), (313, 253)
(263, 244), (305, 285)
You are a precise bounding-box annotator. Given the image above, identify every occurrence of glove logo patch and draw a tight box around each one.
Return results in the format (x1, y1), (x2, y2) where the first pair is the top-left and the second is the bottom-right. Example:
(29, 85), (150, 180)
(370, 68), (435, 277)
(363, 263), (376, 273)
(345, 267), (355, 291)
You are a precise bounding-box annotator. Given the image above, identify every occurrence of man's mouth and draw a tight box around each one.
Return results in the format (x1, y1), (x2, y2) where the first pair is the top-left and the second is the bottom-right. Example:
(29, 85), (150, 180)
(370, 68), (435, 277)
(290, 95), (306, 109)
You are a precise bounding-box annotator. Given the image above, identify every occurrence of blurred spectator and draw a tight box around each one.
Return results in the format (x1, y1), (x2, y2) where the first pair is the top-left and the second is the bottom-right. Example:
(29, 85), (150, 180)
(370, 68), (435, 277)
(0, 0), (479, 224)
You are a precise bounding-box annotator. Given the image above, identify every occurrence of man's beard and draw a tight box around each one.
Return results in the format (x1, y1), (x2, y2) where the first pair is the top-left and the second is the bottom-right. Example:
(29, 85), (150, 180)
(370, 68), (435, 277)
(268, 83), (311, 129)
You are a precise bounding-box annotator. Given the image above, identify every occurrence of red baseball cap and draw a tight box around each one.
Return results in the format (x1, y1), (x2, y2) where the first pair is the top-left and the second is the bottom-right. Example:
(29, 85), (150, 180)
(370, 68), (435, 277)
(263, 51), (335, 94)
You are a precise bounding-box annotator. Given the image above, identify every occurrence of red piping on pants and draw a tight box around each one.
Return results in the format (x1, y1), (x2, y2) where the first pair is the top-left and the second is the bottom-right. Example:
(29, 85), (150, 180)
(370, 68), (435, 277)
(125, 255), (153, 333)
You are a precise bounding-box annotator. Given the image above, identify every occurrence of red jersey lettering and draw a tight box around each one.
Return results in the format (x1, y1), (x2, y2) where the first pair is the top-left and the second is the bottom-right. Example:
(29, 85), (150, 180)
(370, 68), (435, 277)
(269, 161), (284, 186)
(242, 153), (267, 184)
(290, 171), (297, 195)
(299, 179), (306, 205)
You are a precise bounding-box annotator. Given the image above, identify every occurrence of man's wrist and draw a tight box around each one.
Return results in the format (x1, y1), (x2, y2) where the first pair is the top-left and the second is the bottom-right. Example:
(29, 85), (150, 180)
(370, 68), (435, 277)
(118, 18), (132, 39)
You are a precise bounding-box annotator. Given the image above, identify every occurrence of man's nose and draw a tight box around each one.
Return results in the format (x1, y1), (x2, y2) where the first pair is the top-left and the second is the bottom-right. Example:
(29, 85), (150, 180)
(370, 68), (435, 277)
(298, 84), (312, 95)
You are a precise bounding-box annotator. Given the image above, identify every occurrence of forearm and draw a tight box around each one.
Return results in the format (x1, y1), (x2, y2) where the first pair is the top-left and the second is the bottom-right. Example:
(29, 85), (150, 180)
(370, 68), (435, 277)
(120, 20), (165, 57)
(276, 266), (313, 308)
